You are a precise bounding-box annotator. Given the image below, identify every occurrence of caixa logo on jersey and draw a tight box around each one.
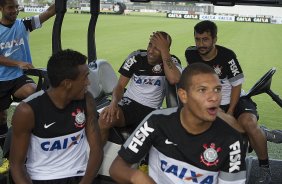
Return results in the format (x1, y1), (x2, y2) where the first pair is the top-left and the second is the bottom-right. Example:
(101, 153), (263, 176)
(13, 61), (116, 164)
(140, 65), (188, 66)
(41, 133), (84, 151)
(160, 160), (215, 183)
(133, 76), (161, 86)
(229, 141), (242, 172)
(128, 121), (154, 153)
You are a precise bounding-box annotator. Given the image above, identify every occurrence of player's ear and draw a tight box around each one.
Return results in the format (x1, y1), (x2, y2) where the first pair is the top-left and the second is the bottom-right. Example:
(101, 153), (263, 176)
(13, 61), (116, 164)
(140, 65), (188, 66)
(62, 79), (72, 89)
(177, 88), (188, 104)
(213, 36), (217, 44)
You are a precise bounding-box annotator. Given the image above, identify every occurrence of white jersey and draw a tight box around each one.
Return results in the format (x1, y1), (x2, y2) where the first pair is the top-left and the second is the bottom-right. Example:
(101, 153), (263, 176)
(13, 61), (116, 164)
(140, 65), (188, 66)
(26, 129), (89, 180)
(25, 91), (89, 180)
(119, 50), (181, 108)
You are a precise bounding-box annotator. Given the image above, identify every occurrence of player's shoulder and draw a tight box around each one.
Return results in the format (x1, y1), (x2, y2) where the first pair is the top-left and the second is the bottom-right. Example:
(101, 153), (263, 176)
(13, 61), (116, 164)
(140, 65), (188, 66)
(185, 46), (198, 60)
(215, 114), (244, 135)
(217, 45), (237, 57)
(147, 107), (178, 124)
(185, 46), (197, 53)
(126, 49), (146, 58)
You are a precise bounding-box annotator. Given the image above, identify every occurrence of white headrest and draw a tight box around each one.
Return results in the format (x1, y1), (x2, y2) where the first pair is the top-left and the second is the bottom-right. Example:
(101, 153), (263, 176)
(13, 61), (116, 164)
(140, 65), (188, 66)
(88, 59), (118, 98)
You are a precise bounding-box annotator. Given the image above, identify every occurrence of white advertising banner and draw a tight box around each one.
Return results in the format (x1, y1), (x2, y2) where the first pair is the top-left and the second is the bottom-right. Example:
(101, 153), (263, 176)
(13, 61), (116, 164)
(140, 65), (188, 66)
(24, 7), (48, 13)
(199, 14), (235, 22)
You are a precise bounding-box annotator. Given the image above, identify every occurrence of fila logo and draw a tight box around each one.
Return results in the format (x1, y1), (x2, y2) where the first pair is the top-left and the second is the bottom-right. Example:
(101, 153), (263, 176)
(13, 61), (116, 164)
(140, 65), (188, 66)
(228, 59), (240, 76)
(229, 141), (241, 172)
(128, 121), (154, 153)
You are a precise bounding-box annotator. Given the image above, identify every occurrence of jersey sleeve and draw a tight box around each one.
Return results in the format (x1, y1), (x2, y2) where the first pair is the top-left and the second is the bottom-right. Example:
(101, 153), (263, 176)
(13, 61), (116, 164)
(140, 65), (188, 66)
(22, 15), (42, 32)
(225, 51), (244, 87)
(218, 137), (247, 183)
(171, 55), (182, 71)
(118, 115), (156, 164)
(118, 51), (139, 78)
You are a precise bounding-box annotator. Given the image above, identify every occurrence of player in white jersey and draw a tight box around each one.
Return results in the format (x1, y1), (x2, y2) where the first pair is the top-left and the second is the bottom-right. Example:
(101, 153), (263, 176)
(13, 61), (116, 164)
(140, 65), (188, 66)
(10, 49), (103, 184)
(99, 31), (181, 145)
(110, 63), (247, 184)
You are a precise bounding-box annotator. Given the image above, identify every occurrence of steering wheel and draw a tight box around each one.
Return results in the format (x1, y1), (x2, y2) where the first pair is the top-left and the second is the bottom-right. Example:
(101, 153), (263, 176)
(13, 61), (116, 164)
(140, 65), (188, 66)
(245, 67), (276, 98)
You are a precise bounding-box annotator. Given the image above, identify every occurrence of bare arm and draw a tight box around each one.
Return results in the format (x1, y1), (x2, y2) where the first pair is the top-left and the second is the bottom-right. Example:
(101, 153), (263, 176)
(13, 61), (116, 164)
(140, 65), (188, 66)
(217, 111), (245, 133)
(111, 75), (130, 105)
(0, 55), (34, 69)
(110, 156), (156, 184)
(150, 32), (181, 84)
(227, 84), (242, 115)
(100, 75), (130, 122)
(80, 92), (103, 184)
(10, 103), (34, 184)
(39, 4), (55, 24)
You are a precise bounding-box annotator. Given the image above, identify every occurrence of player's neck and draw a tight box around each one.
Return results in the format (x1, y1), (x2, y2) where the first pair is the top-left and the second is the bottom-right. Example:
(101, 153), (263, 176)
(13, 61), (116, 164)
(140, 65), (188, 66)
(201, 47), (217, 62)
(0, 18), (14, 26)
(180, 108), (212, 135)
(47, 88), (71, 109)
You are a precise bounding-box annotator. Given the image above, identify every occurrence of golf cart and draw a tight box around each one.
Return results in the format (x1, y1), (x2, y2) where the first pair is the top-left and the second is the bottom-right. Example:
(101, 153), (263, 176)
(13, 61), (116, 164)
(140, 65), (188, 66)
(2, 0), (282, 183)
(48, 0), (282, 183)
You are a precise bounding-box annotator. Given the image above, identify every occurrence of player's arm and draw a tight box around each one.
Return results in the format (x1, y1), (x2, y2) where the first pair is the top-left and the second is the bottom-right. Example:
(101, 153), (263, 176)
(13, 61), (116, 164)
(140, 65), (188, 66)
(100, 75), (130, 122)
(110, 114), (157, 183)
(9, 102), (34, 184)
(150, 32), (181, 85)
(226, 53), (244, 116)
(218, 136), (247, 184)
(111, 75), (130, 106)
(227, 84), (242, 115)
(217, 111), (245, 133)
(110, 156), (156, 184)
(39, 3), (55, 24)
(0, 55), (34, 69)
(80, 92), (103, 184)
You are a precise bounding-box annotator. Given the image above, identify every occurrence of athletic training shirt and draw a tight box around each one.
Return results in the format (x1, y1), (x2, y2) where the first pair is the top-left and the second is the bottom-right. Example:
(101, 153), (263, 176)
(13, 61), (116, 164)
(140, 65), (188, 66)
(24, 91), (89, 180)
(185, 45), (244, 105)
(119, 50), (181, 109)
(119, 107), (247, 184)
(0, 16), (41, 81)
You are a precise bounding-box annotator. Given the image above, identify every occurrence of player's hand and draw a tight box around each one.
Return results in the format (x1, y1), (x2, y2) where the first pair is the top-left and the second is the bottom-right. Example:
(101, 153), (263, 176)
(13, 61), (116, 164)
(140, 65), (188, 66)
(150, 31), (170, 53)
(100, 103), (120, 123)
(17, 61), (34, 69)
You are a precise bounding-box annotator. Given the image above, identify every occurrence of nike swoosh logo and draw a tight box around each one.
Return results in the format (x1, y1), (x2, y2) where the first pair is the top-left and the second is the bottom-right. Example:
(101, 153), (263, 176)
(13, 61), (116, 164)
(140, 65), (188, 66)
(4, 48), (19, 57)
(139, 69), (146, 72)
(44, 122), (56, 129)
(244, 108), (253, 111)
(165, 139), (177, 146)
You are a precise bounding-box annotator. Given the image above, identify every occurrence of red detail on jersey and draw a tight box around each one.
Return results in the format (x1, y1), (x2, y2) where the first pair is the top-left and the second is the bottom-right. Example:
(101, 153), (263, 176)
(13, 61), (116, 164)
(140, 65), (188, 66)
(200, 143), (222, 167)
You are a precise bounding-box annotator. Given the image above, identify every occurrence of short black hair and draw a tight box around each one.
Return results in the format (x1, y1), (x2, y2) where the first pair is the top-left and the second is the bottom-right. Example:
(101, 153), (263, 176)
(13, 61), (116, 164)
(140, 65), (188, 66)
(47, 49), (87, 88)
(0, 0), (7, 7)
(194, 20), (217, 39)
(178, 63), (216, 91)
(152, 31), (172, 48)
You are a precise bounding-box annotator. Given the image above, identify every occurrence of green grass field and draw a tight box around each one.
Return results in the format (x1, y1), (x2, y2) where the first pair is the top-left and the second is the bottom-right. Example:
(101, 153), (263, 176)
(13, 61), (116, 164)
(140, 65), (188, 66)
(20, 12), (282, 130)
(3, 11), (282, 180)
